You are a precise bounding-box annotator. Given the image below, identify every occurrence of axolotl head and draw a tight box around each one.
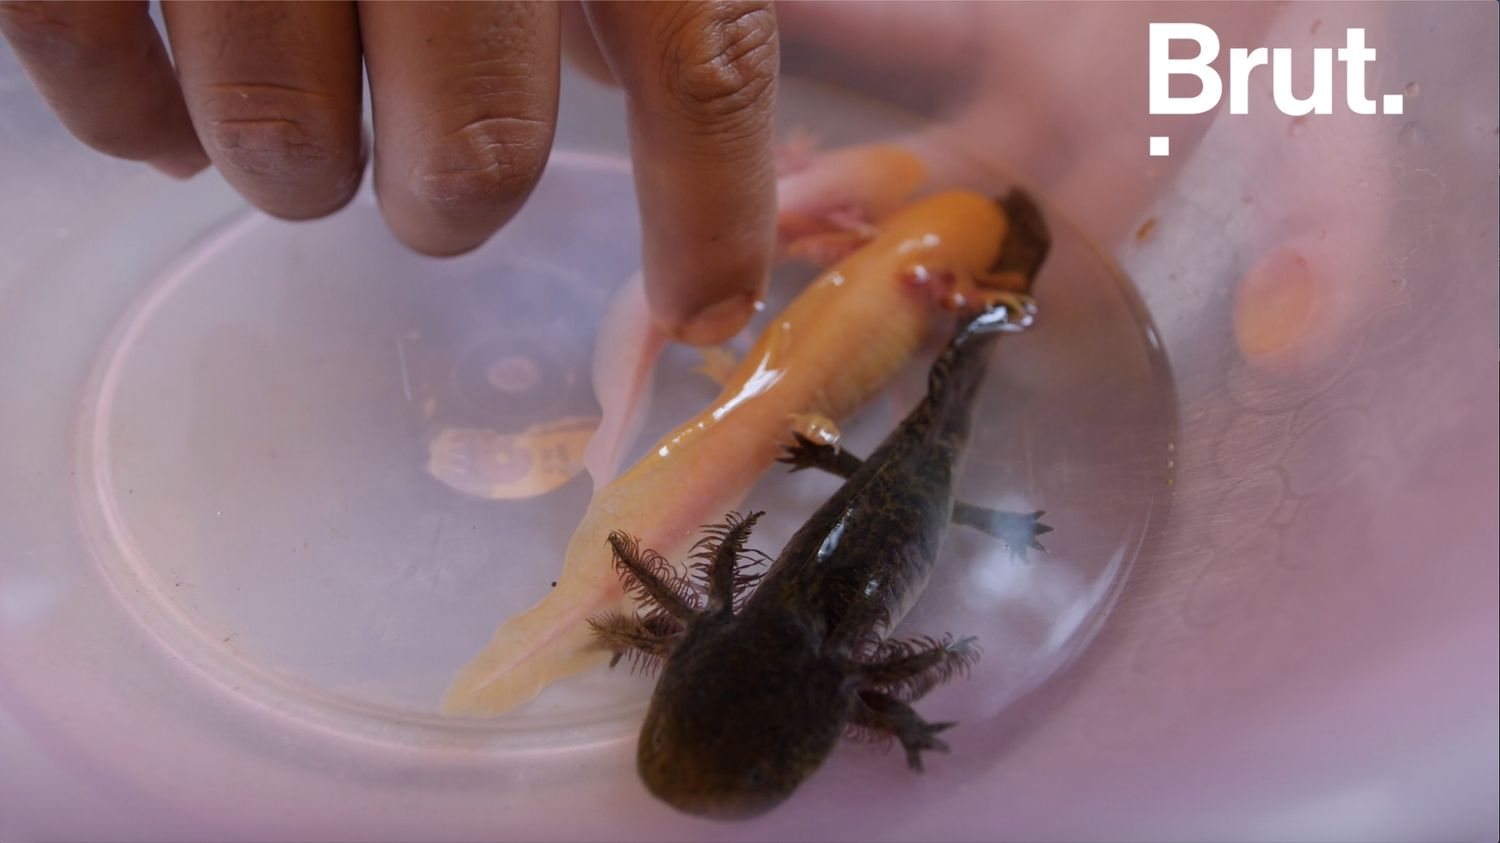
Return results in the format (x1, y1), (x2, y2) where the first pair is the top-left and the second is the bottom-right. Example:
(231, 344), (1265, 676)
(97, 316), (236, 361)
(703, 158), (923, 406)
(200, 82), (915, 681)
(635, 608), (851, 820)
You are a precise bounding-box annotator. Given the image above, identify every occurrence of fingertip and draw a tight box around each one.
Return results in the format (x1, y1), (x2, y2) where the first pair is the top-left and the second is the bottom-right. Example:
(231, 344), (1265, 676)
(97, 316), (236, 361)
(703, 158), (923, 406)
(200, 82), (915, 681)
(382, 215), (504, 258)
(375, 150), (541, 256)
(148, 146), (212, 180)
(642, 202), (775, 344)
(645, 225), (772, 346)
(668, 291), (760, 346)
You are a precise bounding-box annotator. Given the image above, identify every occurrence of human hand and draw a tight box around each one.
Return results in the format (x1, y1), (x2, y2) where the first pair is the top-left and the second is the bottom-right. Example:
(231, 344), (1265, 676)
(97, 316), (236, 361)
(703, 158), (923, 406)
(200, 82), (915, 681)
(0, 1), (778, 345)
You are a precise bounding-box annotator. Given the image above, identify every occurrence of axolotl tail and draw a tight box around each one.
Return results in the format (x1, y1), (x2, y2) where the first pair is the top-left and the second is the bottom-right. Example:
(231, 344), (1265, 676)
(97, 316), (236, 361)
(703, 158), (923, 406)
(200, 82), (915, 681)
(443, 599), (614, 716)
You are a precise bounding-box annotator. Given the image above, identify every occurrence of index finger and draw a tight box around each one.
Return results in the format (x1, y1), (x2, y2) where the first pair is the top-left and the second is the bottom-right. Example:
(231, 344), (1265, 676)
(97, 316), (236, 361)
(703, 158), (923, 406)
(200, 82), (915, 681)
(585, 1), (778, 345)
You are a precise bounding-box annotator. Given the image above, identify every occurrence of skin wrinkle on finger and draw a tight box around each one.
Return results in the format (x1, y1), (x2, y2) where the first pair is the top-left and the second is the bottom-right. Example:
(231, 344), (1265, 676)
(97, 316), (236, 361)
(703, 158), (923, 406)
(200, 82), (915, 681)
(402, 90), (552, 143)
(202, 117), (336, 193)
(612, 2), (777, 150)
(426, 114), (552, 148)
(406, 80), (550, 148)
(655, 3), (777, 123)
(412, 136), (547, 210)
(398, 109), (554, 218)
(195, 88), (348, 198)
(195, 81), (341, 102)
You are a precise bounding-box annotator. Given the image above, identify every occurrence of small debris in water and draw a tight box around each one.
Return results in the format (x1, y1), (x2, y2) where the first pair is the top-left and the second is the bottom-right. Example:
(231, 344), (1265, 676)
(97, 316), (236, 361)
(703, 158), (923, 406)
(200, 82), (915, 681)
(1135, 217), (1159, 245)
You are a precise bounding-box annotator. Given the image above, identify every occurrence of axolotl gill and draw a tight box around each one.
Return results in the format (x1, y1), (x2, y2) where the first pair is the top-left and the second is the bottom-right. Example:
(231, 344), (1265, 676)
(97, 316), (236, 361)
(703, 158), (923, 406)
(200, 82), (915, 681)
(593, 191), (1053, 819)
(444, 186), (1038, 717)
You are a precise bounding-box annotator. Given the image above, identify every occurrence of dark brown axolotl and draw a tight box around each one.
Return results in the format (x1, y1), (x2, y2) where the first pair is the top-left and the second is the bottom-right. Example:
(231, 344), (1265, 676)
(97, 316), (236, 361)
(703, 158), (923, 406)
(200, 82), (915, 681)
(590, 191), (1053, 819)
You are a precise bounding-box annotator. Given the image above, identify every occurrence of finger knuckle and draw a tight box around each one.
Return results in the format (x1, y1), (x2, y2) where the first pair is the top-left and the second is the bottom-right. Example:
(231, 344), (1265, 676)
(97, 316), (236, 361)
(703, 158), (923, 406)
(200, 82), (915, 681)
(406, 116), (552, 219)
(206, 115), (332, 176)
(198, 87), (353, 193)
(659, 2), (777, 130)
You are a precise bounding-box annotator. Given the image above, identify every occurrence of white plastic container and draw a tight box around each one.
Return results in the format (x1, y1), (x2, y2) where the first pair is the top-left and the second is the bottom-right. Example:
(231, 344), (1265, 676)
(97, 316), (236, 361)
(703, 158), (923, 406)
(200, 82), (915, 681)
(2, 4), (1495, 841)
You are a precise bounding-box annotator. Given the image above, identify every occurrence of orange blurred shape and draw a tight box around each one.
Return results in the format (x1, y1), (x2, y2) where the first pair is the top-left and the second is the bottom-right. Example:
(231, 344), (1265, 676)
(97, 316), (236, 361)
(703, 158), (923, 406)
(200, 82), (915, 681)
(1234, 244), (1321, 365)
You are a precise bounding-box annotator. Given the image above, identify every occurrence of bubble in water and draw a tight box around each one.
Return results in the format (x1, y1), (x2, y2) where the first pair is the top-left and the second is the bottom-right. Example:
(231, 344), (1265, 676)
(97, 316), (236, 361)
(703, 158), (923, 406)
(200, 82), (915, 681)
(1403, 81), (1421, 98)
(1398, 121), (1428, 149)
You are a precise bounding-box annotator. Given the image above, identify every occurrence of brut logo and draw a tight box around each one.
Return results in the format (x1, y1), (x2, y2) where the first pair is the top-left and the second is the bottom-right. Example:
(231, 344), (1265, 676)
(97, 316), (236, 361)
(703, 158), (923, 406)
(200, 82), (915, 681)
(1147, 22), (1405, 156)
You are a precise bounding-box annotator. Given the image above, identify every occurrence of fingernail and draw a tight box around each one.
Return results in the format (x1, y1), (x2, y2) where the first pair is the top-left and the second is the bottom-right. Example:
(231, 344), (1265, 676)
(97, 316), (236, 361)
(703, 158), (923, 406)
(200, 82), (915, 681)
(149, 148), (211, 180)
(674, 292), (758, 346)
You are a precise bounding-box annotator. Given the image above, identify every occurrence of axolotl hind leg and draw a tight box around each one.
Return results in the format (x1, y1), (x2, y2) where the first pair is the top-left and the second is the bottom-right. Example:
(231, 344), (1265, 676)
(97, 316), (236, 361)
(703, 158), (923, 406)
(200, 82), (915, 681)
(783, 221), (877, 267)
(952, 504), (1051, 557)
(692, 346), (741, 388)
(779, 433), (1052, 559)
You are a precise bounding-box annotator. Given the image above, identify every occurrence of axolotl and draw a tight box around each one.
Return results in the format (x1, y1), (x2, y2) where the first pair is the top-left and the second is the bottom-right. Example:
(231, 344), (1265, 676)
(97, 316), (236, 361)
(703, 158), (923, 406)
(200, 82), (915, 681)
(445, 188), (1034, 717)
(592, 191), (1052, 819)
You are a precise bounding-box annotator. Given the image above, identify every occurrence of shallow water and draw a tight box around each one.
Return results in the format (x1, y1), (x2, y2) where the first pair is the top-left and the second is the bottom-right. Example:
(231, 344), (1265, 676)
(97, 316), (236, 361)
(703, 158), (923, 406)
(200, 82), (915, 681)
(73, 170), (1173, 758)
